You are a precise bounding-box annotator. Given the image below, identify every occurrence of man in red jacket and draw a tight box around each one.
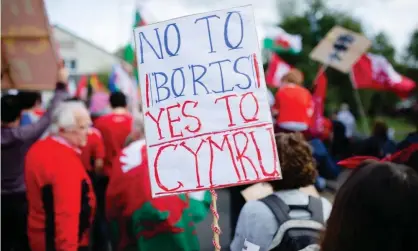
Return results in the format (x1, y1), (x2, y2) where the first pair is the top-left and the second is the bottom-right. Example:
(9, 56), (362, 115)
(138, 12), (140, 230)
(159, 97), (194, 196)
(94, 91), (133, 177)
(25, 101), (96, 251)
(93, 92), (132, 250)
(274, 69), (314, 133)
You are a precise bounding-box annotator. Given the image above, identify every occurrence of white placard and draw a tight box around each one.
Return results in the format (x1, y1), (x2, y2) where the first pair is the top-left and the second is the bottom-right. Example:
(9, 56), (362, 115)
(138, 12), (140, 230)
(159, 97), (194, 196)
(134, 5), (281, 197)
(310, 26), (371, 73)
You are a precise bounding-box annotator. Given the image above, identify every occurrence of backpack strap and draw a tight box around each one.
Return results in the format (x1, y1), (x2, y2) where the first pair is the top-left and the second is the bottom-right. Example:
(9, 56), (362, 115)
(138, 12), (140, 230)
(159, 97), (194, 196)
(307, 196), (324, 224)
(260, 194), (291, 223)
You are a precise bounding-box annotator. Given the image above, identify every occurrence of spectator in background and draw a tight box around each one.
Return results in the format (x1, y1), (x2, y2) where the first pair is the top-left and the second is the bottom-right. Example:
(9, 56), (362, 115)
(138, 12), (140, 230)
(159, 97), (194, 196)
(330, 111), (351, 160)
(336, 103), (356, 139)
(81, 127), (107, 251)
(274, 69), (314, 133)
(93, 91), (133, 250)
(320, 161), (418, 251)
(356, 120), (396, 158)
(25, 101), (96, 251)
(107, 113), (204, 251)
(231, 133), (332, 251)
(17, 91), (44, 126)
(1, 69), (68, 251)
(94, 91), (133, 177)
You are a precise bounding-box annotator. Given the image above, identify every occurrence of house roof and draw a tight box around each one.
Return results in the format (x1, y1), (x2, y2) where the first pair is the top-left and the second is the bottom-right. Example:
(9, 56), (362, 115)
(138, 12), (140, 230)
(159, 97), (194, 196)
(53, 24), (123, 60)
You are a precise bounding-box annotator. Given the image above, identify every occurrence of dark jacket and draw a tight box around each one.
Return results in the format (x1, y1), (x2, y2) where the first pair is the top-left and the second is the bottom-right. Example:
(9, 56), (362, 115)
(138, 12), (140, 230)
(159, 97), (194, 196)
(1, 83), (68, 194)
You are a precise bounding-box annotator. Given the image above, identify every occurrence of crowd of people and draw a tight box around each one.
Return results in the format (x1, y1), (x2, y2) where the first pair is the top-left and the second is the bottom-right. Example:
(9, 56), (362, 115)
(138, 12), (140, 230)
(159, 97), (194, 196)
(1, 65), (417, 251)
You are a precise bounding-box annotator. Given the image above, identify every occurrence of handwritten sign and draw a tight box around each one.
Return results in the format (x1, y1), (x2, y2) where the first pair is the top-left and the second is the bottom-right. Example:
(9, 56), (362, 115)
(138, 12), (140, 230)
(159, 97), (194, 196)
(134, 5), (282, 197)
(310, 26), (371, 73)
(1, 0), (59, 90)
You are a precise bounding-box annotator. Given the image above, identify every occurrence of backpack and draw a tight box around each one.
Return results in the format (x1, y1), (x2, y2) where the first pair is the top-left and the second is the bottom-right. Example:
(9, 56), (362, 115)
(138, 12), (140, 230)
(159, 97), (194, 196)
(260, 194), (324, 251)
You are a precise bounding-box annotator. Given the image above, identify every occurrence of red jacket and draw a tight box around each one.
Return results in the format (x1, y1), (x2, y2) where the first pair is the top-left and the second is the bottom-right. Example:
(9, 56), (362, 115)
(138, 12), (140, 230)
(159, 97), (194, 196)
(94, 112), (132, 176)
(275, 84), (314, 131)
(80, 128), (105, 172)
(25, 137), (96, 251)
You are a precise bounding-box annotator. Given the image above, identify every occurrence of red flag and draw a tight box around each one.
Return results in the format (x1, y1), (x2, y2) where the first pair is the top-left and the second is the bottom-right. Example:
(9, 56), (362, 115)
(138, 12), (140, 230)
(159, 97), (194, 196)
(351, 53), (416, 98)
(265, 54), (291, 88)
(310, 66), (328, 137)
(75, 76), (88, 99)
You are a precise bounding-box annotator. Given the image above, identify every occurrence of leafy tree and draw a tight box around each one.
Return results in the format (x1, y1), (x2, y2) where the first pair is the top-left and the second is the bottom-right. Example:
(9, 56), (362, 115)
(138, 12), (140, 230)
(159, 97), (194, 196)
(404, 29), (418, 68)
(371, 32), (396, 63)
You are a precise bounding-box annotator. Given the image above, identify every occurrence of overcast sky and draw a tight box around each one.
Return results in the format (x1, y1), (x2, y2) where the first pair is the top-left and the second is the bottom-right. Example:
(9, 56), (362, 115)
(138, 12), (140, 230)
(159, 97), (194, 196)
(45, 0), (417, 54)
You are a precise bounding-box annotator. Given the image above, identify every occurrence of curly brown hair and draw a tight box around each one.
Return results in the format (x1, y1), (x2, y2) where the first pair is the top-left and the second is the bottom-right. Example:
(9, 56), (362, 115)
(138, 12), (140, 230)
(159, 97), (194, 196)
(269, 132), (317, 191)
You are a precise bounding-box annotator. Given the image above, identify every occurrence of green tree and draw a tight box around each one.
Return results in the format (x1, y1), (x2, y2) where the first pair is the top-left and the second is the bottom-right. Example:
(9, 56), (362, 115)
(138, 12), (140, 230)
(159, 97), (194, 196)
(404, 29), (418, 68)
(371, 32), (396, 63)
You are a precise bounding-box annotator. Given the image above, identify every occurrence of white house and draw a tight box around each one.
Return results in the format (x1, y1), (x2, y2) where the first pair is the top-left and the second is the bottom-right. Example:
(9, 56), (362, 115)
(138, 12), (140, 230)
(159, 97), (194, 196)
(53, 24), (122, 78)
(35, 25), (124, 103)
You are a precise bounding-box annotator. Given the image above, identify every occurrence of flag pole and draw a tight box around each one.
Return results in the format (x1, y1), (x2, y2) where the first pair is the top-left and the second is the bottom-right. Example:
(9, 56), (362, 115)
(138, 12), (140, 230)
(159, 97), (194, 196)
(349, 71), (370, 135)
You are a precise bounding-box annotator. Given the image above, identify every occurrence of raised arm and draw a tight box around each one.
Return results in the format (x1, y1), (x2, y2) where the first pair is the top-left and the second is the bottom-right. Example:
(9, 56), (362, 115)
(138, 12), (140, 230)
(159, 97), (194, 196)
(13, 69), (69, 143)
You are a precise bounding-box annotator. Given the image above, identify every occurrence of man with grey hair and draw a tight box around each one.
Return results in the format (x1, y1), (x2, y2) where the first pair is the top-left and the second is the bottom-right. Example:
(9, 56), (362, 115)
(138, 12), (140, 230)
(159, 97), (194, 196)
(25, 101), (96, 251)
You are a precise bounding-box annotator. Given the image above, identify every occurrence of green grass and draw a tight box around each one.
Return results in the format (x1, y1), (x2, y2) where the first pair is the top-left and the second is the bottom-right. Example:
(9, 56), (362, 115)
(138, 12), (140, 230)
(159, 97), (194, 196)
(357, 116), (415, 142)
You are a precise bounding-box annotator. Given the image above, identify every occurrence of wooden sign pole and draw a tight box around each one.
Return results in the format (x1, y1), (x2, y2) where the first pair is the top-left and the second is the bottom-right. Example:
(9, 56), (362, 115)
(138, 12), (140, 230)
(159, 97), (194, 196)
(210, 190), (221, 251)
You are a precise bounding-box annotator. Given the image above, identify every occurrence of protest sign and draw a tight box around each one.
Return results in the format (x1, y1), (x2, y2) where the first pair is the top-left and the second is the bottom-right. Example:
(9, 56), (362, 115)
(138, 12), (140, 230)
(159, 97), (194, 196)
(134, 5), (281, 197)
(1, 0), (59, 90)
(310, 26), (371, 73)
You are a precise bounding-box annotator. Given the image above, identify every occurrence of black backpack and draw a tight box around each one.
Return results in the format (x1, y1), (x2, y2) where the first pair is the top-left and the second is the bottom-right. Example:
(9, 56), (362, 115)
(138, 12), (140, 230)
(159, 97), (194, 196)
(260, 194), (324, 251)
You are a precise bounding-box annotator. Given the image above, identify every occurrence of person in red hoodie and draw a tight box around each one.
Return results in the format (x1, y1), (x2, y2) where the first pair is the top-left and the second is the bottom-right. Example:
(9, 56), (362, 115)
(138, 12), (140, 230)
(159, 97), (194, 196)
(274, 69), (314, 134)
(94, 91), (133, 177)
(25, 101), (96, 251)
(93, 91), (132, 250)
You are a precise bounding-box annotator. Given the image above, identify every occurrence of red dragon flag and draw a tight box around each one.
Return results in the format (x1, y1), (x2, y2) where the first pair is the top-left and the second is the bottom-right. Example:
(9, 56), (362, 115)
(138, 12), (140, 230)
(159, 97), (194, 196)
(350, 53), (416, 98)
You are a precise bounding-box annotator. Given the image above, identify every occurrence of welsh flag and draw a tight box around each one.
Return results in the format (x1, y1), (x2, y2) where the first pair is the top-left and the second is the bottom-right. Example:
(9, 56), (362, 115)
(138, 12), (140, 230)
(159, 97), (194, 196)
(106, 140), (209, 251)
(188, 191), (211, 223)
(263, 26), (302, 54)
(351, 53), (416, 98)
(124, 8), (146, 65)
(265, 54), (292, 88)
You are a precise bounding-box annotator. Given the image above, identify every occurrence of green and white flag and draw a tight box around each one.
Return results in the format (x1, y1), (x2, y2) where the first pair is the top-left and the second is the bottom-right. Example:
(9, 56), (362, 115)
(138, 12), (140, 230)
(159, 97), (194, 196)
(263, 26), (302, 54)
